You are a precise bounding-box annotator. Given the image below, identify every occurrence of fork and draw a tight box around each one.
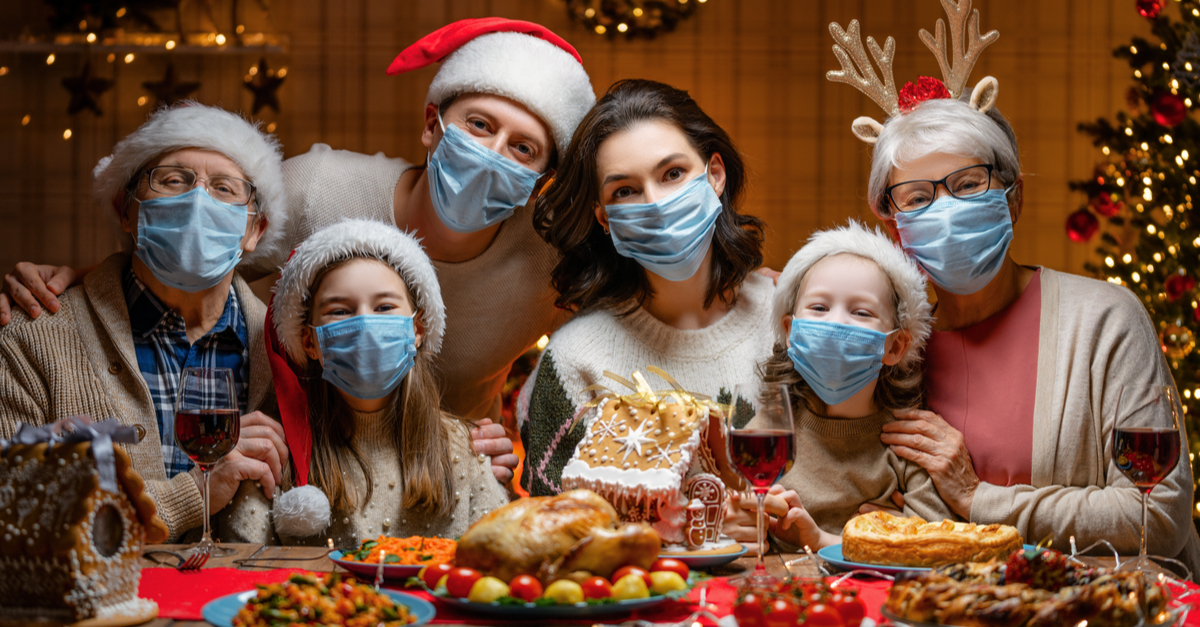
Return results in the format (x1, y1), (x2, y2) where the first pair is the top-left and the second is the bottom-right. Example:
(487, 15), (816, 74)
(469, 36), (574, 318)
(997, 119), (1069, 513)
(144, 545), (210, 571)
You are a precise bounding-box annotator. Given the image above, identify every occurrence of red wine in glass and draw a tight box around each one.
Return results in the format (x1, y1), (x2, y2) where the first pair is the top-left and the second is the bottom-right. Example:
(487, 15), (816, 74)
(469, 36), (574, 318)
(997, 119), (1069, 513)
(730, 430), (795, 492)
(1113, 427), (1181, 492)
(175, 408), (241, 466)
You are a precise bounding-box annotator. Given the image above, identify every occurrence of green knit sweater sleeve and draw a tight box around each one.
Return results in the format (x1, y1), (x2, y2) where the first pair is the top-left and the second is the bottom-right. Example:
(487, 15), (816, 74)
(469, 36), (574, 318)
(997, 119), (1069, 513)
(520, 349), (588, 497)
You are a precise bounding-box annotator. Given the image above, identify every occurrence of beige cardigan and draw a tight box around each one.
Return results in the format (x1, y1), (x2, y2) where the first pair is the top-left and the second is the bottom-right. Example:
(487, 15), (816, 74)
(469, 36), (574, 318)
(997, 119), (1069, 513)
(0, 253), (276, 541)
(968, 268), (1200, 572)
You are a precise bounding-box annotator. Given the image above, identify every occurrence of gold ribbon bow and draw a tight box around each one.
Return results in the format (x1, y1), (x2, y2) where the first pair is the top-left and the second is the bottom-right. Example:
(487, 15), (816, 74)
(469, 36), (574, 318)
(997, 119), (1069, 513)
(569, 366), (725, 431)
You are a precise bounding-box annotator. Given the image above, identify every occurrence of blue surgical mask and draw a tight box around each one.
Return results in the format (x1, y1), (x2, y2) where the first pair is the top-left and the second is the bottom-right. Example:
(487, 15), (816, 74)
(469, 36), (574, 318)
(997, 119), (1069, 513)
(135, 187), (248, 292)
(894, 188), (1014, 295)
(313, 314), (418, 400)
(427, 114), (543, 233)
(604, 171), (723, 282)
(787, 318), (896, 407)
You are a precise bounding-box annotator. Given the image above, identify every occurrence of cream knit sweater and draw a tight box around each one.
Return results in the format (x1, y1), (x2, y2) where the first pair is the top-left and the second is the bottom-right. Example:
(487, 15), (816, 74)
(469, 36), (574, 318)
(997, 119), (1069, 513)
(253, 144), (570, 419)
(0, 253), (276, 542)
(967, 268), (1200, 573)
(219, 413), (508, 546)
(518, 272), (776, 496)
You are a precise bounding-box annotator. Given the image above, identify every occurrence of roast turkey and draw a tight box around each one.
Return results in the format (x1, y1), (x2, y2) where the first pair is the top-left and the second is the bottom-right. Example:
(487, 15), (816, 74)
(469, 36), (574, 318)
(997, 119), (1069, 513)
(455, 489), (661, 582)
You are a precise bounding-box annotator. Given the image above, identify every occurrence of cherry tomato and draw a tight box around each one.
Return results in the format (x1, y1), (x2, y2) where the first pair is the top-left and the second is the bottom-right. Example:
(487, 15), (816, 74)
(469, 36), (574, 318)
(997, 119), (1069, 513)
(733, 592), (765, 627)
(445, 567), (483, 598)
(829, 592), (865, 627)
(803, 602), (845, 627)
(508, 574), (543, 602)
(419, 563), (454, 590)
(580, 576), (613, 600)
(649, 558), (689, 580)
(611, 565), (652, 588)
(763, 598), (799, 627)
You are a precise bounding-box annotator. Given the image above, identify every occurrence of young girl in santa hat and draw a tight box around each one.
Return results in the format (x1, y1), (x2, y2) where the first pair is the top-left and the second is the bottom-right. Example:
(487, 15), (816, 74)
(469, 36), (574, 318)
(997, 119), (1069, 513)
(726, 220), (951, 551)
(221, 219), (507, 546)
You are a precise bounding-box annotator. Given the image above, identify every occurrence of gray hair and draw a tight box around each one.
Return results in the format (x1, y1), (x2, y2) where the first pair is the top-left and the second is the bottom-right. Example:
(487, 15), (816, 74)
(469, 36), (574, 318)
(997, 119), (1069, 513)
(868, 93), (1021, 217)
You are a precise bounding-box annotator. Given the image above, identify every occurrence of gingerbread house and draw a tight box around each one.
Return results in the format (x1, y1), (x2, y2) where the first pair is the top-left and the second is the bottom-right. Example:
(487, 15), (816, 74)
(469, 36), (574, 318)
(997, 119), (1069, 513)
(560, 369), (742, 548)
(0, 419), (168, 625)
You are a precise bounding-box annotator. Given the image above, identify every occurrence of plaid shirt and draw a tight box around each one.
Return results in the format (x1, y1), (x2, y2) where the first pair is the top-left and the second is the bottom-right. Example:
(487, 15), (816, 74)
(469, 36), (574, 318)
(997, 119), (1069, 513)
(124, 270), (250, 478)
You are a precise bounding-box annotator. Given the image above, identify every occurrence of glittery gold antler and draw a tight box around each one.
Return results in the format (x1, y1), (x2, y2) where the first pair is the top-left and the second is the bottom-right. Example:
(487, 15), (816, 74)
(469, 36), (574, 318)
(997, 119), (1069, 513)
(919, 0), (1000, 99)
(826, 19), (899, 118)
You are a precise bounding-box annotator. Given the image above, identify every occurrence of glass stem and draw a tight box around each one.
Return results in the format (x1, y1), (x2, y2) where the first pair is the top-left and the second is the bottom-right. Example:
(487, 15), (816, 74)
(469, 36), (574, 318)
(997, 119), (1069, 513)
(202, 465), (213, 543)
(755, 490), (767, 570)
(1140, 489), (1149, 559)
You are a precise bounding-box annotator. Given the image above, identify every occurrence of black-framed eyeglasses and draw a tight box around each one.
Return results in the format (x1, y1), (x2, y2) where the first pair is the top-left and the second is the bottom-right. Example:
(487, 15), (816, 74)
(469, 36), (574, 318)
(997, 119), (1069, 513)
(143, 166), (257, 209)
(885, 164), (996, 213)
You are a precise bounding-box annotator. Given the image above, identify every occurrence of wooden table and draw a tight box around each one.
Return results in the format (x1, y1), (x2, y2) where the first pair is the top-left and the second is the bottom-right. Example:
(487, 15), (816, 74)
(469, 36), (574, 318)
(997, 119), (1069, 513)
(139, 543), (808, 627)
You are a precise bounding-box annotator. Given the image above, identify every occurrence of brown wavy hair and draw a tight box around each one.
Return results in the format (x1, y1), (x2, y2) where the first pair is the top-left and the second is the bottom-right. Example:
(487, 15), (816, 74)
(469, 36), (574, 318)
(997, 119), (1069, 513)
(533, 79), (764, 314)
(301, 257), (459, 517)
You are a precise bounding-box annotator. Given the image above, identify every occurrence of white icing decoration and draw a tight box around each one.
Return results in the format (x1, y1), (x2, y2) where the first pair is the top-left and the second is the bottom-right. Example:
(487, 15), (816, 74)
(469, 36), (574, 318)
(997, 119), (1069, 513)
(612, 422), (655, 462)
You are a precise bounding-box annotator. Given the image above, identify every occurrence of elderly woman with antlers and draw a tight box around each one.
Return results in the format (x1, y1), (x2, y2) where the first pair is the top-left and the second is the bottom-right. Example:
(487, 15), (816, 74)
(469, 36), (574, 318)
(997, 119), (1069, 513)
(825, 0), (1200, 573)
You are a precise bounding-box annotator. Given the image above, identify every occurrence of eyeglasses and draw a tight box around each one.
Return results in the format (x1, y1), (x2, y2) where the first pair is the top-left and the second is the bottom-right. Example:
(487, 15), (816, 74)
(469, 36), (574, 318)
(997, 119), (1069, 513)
(143, 166), (257, 208)
(885, 164), (996, 213)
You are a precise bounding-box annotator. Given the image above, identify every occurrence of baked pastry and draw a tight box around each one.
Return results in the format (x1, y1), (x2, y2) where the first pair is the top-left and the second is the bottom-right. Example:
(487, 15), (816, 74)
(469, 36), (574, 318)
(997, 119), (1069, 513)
(886, 548), (1172, 627)
(842, 511), (1023, 567)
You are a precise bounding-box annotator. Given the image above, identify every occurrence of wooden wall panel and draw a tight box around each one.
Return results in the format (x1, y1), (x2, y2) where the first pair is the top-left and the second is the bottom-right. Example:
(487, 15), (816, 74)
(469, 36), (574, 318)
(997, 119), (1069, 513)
(0, 0), (1155, 279)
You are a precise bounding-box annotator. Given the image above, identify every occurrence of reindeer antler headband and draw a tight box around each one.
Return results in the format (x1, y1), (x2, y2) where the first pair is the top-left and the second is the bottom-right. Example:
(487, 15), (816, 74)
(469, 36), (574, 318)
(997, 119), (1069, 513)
(827, 0), (1000, 144)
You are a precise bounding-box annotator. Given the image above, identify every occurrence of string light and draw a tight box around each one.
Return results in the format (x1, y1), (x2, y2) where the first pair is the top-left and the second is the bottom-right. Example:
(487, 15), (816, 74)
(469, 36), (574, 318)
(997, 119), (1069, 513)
(86, 33), (96, 43)
(20, 115), (30, 126)
(266, 122), (277, 133)
(124, 54), (134, 63)
(116, 7), (126, 18)
(215, 34), (227, 45)
(62, 129), (72, 140)
(46, 54), (55, 65)
(0, 67), (7, 76)
(165, 40), (176, 50)
(106, 53), (115, 63)
(137, 96), (146, 106)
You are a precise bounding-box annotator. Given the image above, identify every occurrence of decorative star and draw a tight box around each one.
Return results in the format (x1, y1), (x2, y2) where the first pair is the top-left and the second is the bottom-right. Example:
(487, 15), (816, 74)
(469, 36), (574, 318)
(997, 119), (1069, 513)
(62, 62), (113, 117)
(647, 445), (675, 469)
(613, 422), (655, 463)
(591, 414), (623, 443)
(142, 64), (201, 108)
(243, 56), (285, 114)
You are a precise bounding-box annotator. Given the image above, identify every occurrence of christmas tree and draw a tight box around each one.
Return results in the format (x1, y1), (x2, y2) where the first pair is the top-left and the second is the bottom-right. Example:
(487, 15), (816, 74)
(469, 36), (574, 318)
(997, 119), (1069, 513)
(1069, 0), (1200, 518)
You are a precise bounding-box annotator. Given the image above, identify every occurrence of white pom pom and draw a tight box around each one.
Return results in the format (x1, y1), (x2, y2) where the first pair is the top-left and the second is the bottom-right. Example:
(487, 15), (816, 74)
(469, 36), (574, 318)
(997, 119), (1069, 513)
(272, 485), (331, 538)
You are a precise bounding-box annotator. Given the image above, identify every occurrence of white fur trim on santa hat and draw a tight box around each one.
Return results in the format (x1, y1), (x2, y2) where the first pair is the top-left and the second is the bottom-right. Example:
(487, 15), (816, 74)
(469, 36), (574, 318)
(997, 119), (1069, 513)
(427, 31), (595, 155)
(272, 485), (331, 538)
(273, 219), (446, 365)
(92, 102), (288, 269)
(772, 220), (932, 370)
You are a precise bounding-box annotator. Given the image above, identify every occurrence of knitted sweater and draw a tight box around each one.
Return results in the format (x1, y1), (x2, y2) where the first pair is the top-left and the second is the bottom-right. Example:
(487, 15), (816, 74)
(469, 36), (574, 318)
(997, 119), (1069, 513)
(219, 413), (509, 546)
(518, 272), (776, 496)
(763, 407), (952, 551)
(255, 144), (570, 418)
(0, 253), (277, 542)
(965, 268), (1200, 573)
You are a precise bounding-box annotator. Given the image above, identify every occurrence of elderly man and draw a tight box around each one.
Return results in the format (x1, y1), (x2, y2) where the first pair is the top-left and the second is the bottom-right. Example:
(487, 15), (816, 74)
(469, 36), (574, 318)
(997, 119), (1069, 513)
(0, 103), (289, 541)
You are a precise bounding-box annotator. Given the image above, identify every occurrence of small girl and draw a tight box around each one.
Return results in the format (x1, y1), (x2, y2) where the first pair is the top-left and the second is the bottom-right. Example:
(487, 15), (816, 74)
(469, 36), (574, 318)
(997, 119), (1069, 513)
(729, 220), (951, 551)
(222, 219), (508, 546)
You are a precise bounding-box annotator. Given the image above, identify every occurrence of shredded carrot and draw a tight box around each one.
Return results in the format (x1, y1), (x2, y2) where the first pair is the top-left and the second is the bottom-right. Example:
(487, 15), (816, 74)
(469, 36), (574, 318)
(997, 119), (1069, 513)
(341, 535), (456, 566)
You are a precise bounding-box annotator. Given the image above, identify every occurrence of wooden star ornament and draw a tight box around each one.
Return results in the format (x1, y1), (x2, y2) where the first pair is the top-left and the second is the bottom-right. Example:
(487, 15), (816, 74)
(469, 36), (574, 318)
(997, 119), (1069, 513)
(62, 62), (114, 117)
(142, 64), (201, 107)
(243, 57), (285, 114)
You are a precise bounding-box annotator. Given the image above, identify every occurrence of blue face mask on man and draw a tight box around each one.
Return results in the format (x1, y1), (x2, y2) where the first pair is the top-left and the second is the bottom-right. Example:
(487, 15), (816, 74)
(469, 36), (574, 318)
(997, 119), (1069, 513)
(604, 170), (723, 282)
(135, 187), (248, 292)
(313, 314), (418, 400)
(893, 188), (1014, 295)
(787, 318), (896, 407)
(426, 114), (543, 234)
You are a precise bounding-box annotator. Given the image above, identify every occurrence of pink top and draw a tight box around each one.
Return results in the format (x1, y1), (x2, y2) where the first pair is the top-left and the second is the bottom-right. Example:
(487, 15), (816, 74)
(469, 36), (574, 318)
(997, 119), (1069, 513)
(924, 269), (1042, 487)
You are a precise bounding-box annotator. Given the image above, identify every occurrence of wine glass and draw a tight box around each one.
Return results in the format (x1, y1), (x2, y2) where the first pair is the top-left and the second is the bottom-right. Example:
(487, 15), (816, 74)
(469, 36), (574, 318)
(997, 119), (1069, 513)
(1112, 383), (1183, 573)
(175, 367), (241, 557)
(726, 383), (796, 586)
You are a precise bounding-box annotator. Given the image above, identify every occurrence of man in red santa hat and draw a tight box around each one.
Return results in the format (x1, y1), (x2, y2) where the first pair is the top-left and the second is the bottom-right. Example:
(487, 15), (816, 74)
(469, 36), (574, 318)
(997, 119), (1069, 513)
(1, 18), (596, 485)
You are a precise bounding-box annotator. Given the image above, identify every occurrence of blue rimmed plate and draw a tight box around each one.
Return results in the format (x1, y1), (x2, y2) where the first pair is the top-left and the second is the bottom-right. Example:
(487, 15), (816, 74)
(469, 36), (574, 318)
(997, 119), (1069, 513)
(818, 544), (1039, 576)
(328, 550), (428, 581)
(659, 543), (748, 569)
(202, 588), (435, 627)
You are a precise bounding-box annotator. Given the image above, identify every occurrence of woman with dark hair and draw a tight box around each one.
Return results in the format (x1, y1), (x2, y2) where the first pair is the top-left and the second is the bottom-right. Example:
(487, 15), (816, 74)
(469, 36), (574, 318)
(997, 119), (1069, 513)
(517, 79), (771, 497)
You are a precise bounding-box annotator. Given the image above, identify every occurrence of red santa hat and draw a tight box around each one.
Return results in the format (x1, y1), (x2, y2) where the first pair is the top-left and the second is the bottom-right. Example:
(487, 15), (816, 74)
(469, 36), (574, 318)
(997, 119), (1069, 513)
(387, 18), (596, 155)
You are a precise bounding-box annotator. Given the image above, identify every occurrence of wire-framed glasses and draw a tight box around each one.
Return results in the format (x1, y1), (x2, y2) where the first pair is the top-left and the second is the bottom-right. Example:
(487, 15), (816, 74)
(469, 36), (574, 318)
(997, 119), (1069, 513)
(885, 164), (996, 213)
(144, 166), (257, 209)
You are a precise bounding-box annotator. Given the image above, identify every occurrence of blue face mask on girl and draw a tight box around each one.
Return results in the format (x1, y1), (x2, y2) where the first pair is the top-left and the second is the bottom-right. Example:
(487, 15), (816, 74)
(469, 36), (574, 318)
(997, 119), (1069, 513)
(135, 187), (248, 292)
(313, 314), (418, 400)
(893, 188), (1014, 295)
(426, 114), (543, 234)
(603, 170), (723, 282)
(787, 318), (897, 407)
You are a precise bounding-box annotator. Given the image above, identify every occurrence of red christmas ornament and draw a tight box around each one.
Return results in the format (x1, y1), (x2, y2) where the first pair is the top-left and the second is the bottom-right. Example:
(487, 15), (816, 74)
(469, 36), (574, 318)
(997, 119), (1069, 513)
(1165, 274), (1196, 302)
(1152, 91), (1187, 127)
(898, 76), (952, 113)
(1137, 0), (1162, 18)
(1091, 192), (1123, 217)
(1066, 209), (1100, 242)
